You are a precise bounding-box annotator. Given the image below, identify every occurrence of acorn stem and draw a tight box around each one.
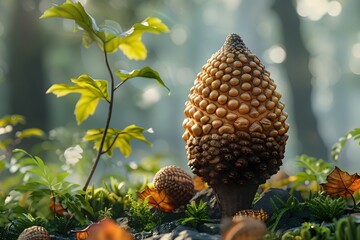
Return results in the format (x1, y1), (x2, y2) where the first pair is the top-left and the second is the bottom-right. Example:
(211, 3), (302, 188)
(211, 183), (259, 218)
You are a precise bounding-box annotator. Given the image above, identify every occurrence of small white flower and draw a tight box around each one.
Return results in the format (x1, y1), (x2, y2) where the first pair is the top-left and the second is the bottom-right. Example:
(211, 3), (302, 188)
(146, 128), (154, 134)
(64, 145), (83, 166)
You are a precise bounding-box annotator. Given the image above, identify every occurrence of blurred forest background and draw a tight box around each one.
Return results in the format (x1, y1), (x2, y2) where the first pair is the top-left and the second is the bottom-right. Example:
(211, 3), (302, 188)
(0, 0), (359, 186)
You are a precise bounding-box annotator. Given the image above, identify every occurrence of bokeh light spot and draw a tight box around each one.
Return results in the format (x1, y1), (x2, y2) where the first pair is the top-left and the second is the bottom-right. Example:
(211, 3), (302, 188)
(267, 45), (287, 64)
(170, 25), (188, 46)
(327, 1), (342, 16)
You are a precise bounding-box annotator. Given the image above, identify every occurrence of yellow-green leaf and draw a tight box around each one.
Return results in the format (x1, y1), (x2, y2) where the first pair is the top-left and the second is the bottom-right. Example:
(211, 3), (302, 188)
(116, 66), (170, 92)
(83, 125), (152, 157)
(105, 17), (169, 59)
(16, 128), (45, 139)
(46, 74), (109, 124)
(40, 0), (104, 48)
(0, 115), (25, 127)
(41, 2), (168, 58)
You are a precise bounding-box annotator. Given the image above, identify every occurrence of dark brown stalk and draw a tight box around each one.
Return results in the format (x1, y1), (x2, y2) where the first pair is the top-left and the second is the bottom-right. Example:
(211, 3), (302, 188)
(83, 44), (115, 191)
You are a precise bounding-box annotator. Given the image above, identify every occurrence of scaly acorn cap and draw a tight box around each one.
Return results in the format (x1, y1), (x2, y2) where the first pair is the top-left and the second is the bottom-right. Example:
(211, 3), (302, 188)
(233, 208), (269, 222)
(17, 226), (50, 240)
(183, 33), (289, 186)
(153, 165), (195, 207)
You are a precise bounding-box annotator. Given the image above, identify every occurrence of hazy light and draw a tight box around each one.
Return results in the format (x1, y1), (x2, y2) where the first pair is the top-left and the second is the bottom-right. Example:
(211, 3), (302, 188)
(202, 6), (218, 26)
(223, 0), (242, 11)
(0, 125), (12, 135)
(170, 24), (188, 45)
(177, 67), (195, 85)
(352, 43), (360, 58)
(139, 87), (161, 108)
(327, 1), (342, 16)
(349, 58), (360, 75)
(296, 0), (341, 20)
(268, 45), (287, 64)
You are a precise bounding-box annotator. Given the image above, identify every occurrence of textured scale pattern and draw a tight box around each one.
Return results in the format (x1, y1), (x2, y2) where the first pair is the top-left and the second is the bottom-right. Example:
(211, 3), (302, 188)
(183, 33), (289, 185)
(153, 165), (195, 207)
(17, 226), (50, 240)
(233, 208), (269, 222)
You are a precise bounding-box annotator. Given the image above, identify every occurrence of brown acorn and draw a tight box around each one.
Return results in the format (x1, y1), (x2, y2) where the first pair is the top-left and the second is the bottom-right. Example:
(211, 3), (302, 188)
(182, 33), (289, 218)
(153, 165), (195, 207)
(223, 217), (266, 240)
(17, 226), (50, 240)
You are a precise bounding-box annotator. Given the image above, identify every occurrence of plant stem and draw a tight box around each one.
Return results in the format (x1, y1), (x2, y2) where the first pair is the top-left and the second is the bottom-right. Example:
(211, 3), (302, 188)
(83, 46), (115, 191)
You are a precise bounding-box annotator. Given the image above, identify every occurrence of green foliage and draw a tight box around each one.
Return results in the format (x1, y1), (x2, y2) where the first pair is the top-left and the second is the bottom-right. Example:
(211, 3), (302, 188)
(332, 128), (360, 161)
(42, 0), (169, 188)
(0, 114), (44, 157)
(116, 67), (170, 92)
(85, 185), (126, 221)
(305, 194), (347, 222)
(333, 216), (360, 240)
(46, 75), (109, 125)
(267, 195), (305, 232)
(40, 0), (169, 59)
(179, 200), (210, 228)
(293, 155), (332, 188)
(280, 217), (360, 240)
(125, 192), (163, 232)
(83, 125), (152, 157)
(14, 149), (92, 222)
(281, 222), (332, 240)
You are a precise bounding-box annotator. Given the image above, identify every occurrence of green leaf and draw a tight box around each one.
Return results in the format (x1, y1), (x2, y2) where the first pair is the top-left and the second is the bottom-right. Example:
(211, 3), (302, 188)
(116, 66), (170, 92)
(0, 161), (5, 172)
(40, 0), (104, 46)
(83, 125), (152, 157)
(46, 74), (109, 124)
(105, 17), (169, 59)
(16, 128), (44, 139)
(331, 128), (360, 161)
(41, 1), (168, 58)
(293, 155), (332, 187)
(0, 115), (25, 127)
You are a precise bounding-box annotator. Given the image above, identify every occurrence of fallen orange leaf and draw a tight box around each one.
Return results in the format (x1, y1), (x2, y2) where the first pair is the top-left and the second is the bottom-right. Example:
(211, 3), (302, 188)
(193, 176), (207, 191)
(137, 186), (177, 212)
(321, 166), (360, 199)
(74, 218), (133, 240)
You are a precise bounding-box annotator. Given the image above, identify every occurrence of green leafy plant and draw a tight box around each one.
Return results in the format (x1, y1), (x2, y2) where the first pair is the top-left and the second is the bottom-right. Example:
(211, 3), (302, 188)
(281, 222), (332, 240)
(333, 216), (360, 240)
(41, 0), (169, 191)
(85, 185), (124, 221)
(332, 128), (360, 161)
(0, 114), (44, 161)
(292, 155), (332, 190)
(14, 149), (92, 222)
(305, 193), (347, 222)
(179, 200), (210, 228)
(125, 192), (163, 232)
(267, 195), (305, 232)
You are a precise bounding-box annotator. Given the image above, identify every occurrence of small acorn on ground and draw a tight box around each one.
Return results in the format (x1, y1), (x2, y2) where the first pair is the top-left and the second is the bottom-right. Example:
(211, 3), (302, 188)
(223, 216), (267, 240)
(183, 33), (289, 218)
(153, 165), (195, 207)
(17, 226), (50, 240)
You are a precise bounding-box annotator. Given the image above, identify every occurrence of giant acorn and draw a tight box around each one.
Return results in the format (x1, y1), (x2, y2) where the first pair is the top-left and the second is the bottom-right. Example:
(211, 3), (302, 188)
(182, 33), (289, 218)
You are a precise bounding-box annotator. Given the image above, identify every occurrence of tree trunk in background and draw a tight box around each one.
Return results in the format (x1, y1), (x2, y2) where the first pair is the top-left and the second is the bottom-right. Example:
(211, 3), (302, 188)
(6, 1), (47, 131)
(272, 0), (328, 159)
